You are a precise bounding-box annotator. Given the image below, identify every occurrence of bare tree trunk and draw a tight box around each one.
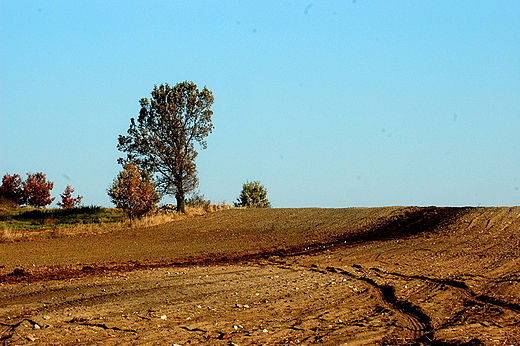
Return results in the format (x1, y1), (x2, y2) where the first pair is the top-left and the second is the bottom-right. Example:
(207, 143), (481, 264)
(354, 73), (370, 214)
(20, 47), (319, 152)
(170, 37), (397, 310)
(176, 192), (186, 213)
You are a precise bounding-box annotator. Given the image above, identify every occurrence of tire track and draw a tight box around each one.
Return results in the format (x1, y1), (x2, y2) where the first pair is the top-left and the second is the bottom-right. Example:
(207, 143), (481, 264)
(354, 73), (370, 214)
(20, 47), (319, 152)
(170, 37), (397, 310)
(308, 262), (520, 345)
(366, 266), (520, 314)
(0, 319), (41, 345)
(325, 263), (520, 344)
(309, 265), (435, 344)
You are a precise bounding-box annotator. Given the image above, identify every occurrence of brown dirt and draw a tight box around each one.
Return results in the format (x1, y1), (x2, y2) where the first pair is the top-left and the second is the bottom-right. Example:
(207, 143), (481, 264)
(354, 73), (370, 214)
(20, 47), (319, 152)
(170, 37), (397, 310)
(1, 206), (520, 345)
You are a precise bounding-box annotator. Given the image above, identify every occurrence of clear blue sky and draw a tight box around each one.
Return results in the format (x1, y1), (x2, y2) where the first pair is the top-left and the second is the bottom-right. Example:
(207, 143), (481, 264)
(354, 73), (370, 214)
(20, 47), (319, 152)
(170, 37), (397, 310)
(1, 1), (519, 208)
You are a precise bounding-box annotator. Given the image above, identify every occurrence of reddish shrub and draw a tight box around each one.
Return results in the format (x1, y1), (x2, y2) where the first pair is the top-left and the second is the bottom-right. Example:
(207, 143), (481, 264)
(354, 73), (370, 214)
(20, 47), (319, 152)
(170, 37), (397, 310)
(0, 174), (25, 205)
(23, 172), (55, 207)
(107, 163), (160, 220)
(58, 185), (83, 208)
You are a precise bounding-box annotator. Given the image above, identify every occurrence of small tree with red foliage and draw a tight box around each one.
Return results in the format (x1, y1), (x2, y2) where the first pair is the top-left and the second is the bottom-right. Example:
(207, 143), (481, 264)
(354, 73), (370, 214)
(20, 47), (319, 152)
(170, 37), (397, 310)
(107, 163), (160, 220)
(0, 174), (25, 205)
(57, 185), (83, 208)
(23, 172), (55, 207)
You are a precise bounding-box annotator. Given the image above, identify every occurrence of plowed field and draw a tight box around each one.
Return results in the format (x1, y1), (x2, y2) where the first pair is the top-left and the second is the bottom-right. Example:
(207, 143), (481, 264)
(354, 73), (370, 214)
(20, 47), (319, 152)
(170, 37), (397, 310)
(1, 206), (520, 345)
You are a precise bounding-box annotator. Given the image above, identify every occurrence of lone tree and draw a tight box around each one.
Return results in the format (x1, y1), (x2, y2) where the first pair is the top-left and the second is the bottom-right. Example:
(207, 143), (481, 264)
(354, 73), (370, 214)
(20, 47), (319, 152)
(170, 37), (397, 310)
(117, 81), (214, 213)
(57, 185), (83, 208)
(234, 181), (271, 208)
(107, 163), (161, 220)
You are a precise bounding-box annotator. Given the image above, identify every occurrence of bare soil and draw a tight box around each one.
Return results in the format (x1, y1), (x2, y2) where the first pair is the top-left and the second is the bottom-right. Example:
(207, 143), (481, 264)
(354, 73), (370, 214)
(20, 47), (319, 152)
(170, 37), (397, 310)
(1, 206), (520, 345)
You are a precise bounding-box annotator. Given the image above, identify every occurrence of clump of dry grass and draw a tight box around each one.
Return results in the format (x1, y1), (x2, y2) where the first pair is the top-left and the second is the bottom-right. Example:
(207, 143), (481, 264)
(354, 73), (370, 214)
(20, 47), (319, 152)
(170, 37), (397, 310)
(187, 203), (232, 214)
(1, 228), (27, 242)
(128, 203), (232, 228)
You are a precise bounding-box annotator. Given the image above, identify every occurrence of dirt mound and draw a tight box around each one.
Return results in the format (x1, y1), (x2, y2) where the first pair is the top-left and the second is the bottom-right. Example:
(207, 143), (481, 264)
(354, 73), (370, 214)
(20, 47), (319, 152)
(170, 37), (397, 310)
(1, 206), (520, 345)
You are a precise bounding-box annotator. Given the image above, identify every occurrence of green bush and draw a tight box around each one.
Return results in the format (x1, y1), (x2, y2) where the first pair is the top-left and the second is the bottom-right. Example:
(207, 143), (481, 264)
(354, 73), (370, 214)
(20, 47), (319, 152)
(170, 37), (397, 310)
(234, 181), (271, 208)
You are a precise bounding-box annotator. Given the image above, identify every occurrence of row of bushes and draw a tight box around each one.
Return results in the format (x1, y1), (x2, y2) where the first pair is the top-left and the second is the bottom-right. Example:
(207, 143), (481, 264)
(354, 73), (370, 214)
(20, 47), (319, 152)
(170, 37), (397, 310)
(3, 170), (271, 223)
(0, 173), (82, 208)
(108, 163), (271, 220)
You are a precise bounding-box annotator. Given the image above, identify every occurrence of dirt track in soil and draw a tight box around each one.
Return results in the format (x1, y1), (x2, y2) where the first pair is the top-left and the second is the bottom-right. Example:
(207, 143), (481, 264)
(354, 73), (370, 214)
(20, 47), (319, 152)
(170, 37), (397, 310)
(1, 206), (520, 345)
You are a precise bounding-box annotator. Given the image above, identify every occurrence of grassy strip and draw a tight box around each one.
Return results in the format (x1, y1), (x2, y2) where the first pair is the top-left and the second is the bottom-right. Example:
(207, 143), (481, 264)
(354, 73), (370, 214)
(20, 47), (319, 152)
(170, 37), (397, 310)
(0, 206), (122, 230)
(0, 203), (231, 242)
(0, 205), (123, 241)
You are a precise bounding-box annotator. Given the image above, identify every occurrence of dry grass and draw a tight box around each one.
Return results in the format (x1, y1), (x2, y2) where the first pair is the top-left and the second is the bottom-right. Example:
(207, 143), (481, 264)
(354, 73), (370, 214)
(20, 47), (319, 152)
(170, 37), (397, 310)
(123, 203), (233, 229)
(0, 204), (232, 242)
(1, 228), (29, 242)
(0, 222), (114, 242)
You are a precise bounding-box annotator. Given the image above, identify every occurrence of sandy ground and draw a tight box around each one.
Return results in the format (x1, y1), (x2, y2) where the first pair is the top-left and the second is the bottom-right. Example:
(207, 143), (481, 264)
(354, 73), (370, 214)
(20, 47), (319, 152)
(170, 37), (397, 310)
(1, 207), (520, 345)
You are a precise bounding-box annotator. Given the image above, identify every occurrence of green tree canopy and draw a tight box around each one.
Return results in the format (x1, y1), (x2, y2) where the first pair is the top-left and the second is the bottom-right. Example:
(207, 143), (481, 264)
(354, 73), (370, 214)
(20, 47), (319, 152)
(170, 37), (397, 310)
(234, 181), (271, 208)
(117, 81), (214, 213)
